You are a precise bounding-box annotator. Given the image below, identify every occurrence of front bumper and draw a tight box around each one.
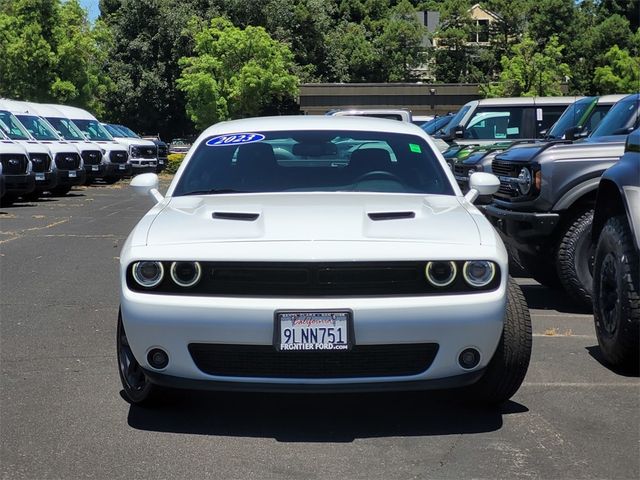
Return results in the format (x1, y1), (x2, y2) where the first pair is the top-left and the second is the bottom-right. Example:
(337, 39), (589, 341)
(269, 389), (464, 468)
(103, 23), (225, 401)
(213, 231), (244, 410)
(57, 168), (86, 186)
(4, 173), (36, 195)
(130, 158), (158, 174)
(32, 171), (58, 192)
(120, 285), (506, 391)
(486, 204), (560, 253)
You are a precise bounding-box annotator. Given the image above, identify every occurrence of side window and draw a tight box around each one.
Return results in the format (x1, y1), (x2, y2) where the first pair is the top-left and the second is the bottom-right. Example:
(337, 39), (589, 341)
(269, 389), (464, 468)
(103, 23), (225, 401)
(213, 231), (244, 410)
(464, 108), (525, 140)
(582, 106), (610, 135)
(537, 106), (567, 136)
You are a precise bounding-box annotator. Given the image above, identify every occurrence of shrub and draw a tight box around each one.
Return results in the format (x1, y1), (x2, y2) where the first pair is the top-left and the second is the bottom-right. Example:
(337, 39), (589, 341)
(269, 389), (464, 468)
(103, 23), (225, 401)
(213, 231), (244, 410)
(166, 153), (186, 174)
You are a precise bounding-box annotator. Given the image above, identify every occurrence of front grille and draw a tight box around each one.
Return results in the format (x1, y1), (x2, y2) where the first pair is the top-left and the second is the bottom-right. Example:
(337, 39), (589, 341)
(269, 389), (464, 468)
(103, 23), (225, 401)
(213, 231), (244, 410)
(55, 152), (81, 170)
(127, 261), (501, 296)
(157, 145), (168, 157)
(137, 145), (157, 159)
(81, 150), (102, 165)
(492, 160), (521, 200)
(0, 153), (28, 174)
(454, 164), (465, 176)
(29, 153), (51, 173)
(188, 343), (439, 378)
(110, 150), (128, 164)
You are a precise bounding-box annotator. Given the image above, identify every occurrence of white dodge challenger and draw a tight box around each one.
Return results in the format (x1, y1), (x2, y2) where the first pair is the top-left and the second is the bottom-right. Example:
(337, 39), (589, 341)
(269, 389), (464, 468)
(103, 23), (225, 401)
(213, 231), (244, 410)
(118, 115), (532, 406)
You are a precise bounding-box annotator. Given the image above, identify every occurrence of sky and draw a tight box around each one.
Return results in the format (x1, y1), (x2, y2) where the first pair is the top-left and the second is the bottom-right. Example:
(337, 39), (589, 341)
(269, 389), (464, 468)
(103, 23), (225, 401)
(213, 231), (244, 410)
(79, 0), (100, 22)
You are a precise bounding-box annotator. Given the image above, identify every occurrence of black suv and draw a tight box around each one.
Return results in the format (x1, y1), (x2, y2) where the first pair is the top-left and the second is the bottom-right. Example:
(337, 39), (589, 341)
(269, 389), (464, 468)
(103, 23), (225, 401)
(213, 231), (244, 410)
(485, 93), (640, 306)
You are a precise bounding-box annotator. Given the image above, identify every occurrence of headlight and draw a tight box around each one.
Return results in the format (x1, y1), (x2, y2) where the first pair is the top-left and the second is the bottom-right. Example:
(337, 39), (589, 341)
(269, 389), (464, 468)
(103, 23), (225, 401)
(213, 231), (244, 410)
(170, 261), (202, 287)
(517, 167), (532, 195)
(132, 261), (164, 288)
(130, 146), (140, 157)
(425, 261), (457, 287)
(463, 261), (496, 288)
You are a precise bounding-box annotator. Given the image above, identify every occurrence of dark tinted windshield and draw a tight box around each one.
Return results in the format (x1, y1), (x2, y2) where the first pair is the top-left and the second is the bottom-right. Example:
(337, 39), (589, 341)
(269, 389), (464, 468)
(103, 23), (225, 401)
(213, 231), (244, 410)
(591, 96), (640, 137)
(73, 119), (113, 141)
(174, 130), (453, 196)
(116, 124), (139, 138)
(104, 123), (127, 137)
(547, 97), (596, 138)
(422, 116), (452, 135)
(16, 114), (59, 141)
(0, 110), (31, 140)
(45, 117), (85, 141)
(437, 103), (473, 137)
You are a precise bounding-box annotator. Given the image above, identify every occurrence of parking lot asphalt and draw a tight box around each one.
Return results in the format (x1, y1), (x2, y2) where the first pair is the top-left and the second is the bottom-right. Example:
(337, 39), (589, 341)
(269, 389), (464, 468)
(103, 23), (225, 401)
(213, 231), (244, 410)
(1, 180), (638, 480)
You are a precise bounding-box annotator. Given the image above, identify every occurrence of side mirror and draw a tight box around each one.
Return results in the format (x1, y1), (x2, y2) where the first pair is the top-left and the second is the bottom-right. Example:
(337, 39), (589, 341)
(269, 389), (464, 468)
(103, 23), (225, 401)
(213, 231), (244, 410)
(131, 173), (163, 203)
(539, 128), (548, 137)
(564, 126), (583, 141)
(464, 172), (500, 203)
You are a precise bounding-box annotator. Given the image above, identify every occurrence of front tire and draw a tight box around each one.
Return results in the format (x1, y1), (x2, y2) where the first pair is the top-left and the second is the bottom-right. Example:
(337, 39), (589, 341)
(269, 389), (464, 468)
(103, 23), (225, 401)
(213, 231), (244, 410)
(50, 185), (71, 196)
(117, 311), (164, 406)
(592, 216), (640, 369)
(557, 209), (594, 306)
(465, 278), (532, 404)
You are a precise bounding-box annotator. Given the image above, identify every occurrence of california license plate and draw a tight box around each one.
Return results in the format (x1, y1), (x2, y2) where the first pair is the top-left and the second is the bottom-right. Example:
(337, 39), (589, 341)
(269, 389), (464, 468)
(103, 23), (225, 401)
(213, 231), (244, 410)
(35, 173), (45, 181)
(119, 164), (126, 170)
(68, 170), (76, 178)
(276, 311), (351, 351)
(92, 165), (99, 171)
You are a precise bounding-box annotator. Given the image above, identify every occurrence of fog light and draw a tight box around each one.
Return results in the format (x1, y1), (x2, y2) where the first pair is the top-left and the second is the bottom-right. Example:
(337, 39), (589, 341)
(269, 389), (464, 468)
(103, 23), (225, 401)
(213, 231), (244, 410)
(458, 348), (480, 369)
(132, 261), (164, 288)
(170, 261), (202, 287)
(425, 261), (457, 287)
(147, 348), (169, 369)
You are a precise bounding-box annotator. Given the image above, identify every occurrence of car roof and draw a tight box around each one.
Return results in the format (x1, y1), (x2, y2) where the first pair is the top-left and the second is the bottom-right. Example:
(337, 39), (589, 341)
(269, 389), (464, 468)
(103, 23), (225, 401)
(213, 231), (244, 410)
(199, 115), (425, 139)
(476, 96), (583, 106)
(21, 102), (66, 118)
(0, 98), (30, 114)
(44, 104), (97, 120)
(598, 94), (629, 104)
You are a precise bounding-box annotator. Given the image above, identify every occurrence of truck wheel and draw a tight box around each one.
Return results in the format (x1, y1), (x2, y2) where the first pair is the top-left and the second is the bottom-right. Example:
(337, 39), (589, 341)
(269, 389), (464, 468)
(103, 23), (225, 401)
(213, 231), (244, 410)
(518, 252), (561, 289)
(117, 311), (165, 406)
(0, 194), (16, 207)
(50, 186), (71, 196)
(593, 216), (639, 369)
(103, 176), (118, 185)
(557, 209), (594, 306)
(464, 278), (532, 404)
(22, 191), (41, 202)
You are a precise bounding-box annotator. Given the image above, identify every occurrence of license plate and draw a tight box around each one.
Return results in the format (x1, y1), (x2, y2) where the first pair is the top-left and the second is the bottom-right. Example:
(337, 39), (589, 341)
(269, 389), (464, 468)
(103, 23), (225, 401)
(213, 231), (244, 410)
(119, 164), (126, 170)
(35, 173), (45, 181)
(68, 171), (77, 178)
(275, 311), (351, 352)
(92, 165), (99, 171)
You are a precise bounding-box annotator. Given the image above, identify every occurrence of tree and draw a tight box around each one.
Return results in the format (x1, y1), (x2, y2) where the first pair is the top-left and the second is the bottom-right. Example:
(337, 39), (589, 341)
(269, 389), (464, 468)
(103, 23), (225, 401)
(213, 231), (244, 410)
(324, 21), (377, 82)
(594, 45), (640, 94)
(485, 35), (570, 97)
(177, 17), (299, 130)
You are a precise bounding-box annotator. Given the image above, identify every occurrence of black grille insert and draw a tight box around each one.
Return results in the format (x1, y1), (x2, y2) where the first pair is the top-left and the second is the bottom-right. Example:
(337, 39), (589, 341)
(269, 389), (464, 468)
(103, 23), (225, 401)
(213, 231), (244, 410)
(55, 152), (81, 170)
(81, 150), (102, 165)
(188, 343), (439, 378)
(29, 153), (51, 173)
(0, 153), (29, 174)
(110, 150), (128, 163)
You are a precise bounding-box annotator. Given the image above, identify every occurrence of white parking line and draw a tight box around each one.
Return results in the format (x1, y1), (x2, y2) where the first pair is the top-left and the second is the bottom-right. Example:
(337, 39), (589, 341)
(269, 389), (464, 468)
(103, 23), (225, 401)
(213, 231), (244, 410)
(532, 334), (596, 338)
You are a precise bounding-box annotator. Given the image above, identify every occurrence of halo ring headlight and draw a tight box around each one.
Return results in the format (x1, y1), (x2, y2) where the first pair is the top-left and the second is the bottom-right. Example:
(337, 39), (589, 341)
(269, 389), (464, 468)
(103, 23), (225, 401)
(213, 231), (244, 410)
(170, 261), (202, 288)
(463, 261), (496, 288)
(425, 261), (457, 287)
(132, 261), (164, 288)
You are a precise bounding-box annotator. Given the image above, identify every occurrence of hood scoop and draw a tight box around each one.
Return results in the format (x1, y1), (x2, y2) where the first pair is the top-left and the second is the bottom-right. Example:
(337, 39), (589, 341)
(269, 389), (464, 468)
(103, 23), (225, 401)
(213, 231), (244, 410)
(212, 211), (260, 221)
(367, 211), (415, 221)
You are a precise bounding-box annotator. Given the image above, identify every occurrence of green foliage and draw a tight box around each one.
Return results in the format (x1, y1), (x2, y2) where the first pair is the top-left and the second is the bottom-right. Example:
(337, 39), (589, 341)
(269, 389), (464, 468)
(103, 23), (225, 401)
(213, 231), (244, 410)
(594, 44), (640, 93)
(177, 17), (299, 130)
(485, 35), (571, 97)
(166, 153), (186, 174)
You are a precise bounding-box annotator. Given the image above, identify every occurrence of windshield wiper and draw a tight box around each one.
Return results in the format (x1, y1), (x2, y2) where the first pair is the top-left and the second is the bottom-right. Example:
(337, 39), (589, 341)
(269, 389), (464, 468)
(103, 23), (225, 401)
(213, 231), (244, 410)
(181, 188), (249, 196)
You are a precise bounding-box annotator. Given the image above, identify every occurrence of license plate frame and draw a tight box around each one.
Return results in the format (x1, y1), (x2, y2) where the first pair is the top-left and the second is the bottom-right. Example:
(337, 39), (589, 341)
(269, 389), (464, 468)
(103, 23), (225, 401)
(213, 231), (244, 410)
(35, 173), (45, 181)
(119, 164), (126, 170)
(274, 310), (353, 352)
(68, 170), (77, 178)
(91, 165), (99, 171)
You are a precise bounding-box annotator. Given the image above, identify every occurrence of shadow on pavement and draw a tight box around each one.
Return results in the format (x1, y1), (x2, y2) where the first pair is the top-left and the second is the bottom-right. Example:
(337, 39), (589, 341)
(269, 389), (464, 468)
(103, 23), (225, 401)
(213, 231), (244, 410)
(520, 284), (592, 315)
(585, 346), (640, 377)
(127, 389), (528, 442)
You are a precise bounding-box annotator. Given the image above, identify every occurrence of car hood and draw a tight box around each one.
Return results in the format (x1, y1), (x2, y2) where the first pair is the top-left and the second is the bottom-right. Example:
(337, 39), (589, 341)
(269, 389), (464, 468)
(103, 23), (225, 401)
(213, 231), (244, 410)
(112, 138), (156, 148)
(143, 193), (482, 247)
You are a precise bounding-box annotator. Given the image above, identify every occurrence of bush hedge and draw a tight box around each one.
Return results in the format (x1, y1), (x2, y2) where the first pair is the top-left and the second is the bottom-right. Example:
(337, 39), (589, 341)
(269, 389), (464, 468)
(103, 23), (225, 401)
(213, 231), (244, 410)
(166, 153), (186, 174)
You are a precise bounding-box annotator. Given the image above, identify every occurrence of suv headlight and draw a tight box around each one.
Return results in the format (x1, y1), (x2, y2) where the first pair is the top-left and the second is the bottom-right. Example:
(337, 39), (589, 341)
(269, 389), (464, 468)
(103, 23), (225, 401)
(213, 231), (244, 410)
(517, 167), (532, 195)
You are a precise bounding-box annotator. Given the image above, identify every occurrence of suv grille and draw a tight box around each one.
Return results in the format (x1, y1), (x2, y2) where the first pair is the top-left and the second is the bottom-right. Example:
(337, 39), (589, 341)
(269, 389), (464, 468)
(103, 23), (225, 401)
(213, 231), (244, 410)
(81, 150), (102, 165)
(492, 160), (522, 200)
(0, 153), (29, 175)
(157, 145), (168, 157)
(188, 343), (439, 378)
(137, 146), (157, 159)
(55, 152), (81, 170)
(110, 150), (128, 163)
(29, 153), (51, 173)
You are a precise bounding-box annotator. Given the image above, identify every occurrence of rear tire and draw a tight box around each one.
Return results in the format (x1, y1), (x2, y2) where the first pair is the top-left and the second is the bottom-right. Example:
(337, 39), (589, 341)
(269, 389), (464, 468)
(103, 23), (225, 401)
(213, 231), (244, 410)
(117, 311), (165, 406)
(464, 278), (532, 405)
(592, 216), (640, 369)
(557, 209), (594, 306)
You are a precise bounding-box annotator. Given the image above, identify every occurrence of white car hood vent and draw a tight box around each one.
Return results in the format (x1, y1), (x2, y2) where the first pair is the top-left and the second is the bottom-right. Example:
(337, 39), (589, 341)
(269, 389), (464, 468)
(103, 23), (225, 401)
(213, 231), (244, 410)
(147, 193), (479, 246)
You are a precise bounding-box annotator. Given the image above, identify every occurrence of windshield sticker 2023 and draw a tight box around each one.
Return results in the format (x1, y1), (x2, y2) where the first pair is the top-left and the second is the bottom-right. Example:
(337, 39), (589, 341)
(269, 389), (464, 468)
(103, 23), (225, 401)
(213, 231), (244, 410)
(206, 133), (265, 147)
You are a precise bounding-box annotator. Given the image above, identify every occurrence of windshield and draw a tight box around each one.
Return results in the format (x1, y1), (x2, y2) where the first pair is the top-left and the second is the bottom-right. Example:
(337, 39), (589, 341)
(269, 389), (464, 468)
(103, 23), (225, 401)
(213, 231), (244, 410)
(73, 119), (114, 141)
(15, 114), (60, 141)
(590, 96), (640, 137)
(174, 130), (454, 197)
(461, 107), (524, 140)
(547, 97), (596, 138)
(0, 110), (31, 140)
(115, 124), (139, 138)
(422, 116), (452, 135)
(45, 117), (85, 141)
(103, 123), (128, 137)
(436, 103), (473, 137)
